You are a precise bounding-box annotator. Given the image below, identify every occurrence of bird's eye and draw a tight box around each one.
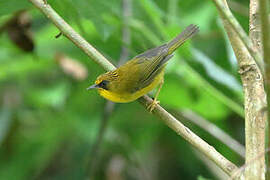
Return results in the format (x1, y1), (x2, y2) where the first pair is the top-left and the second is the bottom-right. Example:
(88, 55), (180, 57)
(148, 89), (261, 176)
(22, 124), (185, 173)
(98, 80), (109, 90)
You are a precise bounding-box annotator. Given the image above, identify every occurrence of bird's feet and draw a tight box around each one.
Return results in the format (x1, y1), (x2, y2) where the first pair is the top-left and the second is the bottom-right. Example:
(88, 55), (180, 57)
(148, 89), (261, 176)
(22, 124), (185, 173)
(147, 99), (160, 113)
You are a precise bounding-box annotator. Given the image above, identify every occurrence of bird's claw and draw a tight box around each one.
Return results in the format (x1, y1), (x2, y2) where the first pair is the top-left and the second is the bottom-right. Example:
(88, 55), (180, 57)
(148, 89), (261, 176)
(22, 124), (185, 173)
(147, 100), (160, 113)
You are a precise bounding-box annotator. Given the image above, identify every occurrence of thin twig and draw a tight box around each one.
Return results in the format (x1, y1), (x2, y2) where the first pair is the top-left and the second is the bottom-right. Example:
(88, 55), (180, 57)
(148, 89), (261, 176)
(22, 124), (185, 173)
(30, 0), (115, 71)
(29, 0), (239, 176)
(55, 31), (62, 38)
(174, 109), (245, 158)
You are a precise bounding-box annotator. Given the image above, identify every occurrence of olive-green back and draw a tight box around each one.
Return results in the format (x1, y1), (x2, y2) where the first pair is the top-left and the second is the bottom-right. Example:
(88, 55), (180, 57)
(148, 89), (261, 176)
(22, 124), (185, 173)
(113, 24), (199, 94)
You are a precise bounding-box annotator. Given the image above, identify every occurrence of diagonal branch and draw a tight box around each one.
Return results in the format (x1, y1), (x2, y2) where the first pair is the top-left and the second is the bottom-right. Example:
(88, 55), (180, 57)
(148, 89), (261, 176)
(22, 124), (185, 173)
(33, 0), (115, 72)
(29, 0), (239, 176)
(138, 96), (238, 175)
(174, 109), (245, 158)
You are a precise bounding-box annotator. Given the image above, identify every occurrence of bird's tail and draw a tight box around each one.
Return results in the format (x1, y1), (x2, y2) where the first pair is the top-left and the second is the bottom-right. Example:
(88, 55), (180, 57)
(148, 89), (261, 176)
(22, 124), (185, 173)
(167, 24), (199, 55)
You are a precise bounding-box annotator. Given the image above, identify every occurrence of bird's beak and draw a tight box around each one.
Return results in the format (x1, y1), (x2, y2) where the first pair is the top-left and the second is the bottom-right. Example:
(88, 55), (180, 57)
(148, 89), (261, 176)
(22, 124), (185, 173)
(86, 84), (98, 90)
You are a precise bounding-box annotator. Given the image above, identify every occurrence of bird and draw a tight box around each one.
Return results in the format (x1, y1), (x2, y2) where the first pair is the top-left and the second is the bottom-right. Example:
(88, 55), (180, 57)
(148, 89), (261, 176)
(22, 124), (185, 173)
(87, 24), (199, 112)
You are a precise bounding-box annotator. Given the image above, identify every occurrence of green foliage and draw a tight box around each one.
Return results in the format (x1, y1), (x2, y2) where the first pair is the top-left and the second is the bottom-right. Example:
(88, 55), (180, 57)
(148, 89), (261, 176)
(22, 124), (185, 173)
(0, 0), (246, 179)
(0, 0), (30, 16)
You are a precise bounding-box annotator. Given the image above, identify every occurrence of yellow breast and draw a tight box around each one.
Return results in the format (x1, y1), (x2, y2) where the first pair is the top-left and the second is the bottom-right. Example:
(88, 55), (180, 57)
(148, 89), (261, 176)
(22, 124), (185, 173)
(97, 70), (164, 103)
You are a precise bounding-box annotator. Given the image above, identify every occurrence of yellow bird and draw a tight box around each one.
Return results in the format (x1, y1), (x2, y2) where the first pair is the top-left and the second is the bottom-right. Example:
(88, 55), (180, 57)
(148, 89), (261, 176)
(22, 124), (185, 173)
(87, 24), (199, 111)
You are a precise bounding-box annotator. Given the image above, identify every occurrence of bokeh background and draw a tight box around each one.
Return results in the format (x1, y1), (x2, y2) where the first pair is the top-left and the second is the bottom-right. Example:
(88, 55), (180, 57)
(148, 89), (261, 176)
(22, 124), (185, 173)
(0, 0), (248, 179)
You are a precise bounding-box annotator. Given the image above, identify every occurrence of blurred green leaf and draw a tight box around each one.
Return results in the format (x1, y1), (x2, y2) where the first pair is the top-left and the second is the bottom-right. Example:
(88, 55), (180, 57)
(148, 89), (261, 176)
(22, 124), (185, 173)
(160, 73), (230, 119)
(197, 175), (212, 180)
(181, 2), (216, 32)
(139, 0), (166, 37)
(0, 0), (30, 16)
(0, 58), (53, 82)
(28, 82), (70, 108)
(73, 0), (121, 40)
(192, 48), (242, 92)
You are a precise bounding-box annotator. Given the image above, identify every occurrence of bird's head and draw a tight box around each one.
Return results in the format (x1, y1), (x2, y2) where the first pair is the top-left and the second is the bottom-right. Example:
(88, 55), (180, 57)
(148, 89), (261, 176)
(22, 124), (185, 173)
(87, 70), (120, 92)
(87, 74), (110, 90)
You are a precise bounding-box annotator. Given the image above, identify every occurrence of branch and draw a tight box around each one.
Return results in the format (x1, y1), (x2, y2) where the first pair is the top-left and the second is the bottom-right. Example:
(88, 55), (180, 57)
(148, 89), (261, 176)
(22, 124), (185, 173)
(174, 109), (245, 158)
(212, 0), (264, 72)
(31, 0), (115, 71)
(213, 0), (266, 179)
(138, 96), (237, 175)
(193, 149), (228, 180)
(248, 0), (267, 179)
(250, 0), (262, 52)
(229, 149), (270, 180)
(29, 0), (239, 176)
(258, 0), (270, 178)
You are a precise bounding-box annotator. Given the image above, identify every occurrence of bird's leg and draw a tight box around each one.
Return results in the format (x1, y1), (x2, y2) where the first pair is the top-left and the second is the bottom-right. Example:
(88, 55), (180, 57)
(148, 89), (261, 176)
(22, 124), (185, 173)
(148, 79), (164, 112)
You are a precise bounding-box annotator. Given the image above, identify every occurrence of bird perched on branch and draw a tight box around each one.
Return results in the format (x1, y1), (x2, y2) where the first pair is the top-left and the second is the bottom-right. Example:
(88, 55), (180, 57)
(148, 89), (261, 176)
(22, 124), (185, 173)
(88, 24), (199, 112)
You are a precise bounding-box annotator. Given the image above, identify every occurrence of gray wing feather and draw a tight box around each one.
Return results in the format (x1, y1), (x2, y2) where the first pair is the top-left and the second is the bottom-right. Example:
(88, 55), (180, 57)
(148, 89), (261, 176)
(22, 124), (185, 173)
(133, 45), (173, 91)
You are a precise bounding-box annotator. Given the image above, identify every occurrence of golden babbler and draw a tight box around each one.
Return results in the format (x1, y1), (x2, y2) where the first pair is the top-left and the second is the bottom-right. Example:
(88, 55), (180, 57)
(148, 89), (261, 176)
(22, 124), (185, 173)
(87, 24), (199, 111)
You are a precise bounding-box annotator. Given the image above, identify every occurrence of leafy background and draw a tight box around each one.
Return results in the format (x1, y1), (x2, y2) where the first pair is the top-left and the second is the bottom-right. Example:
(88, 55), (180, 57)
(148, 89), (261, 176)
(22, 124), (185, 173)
(0, 0), (247, 179)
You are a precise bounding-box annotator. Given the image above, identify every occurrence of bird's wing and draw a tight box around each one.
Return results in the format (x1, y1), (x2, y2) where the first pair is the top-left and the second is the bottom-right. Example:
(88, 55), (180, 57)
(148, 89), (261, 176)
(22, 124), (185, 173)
(124, 24), (199, 93)
(131, 44), (173, 92)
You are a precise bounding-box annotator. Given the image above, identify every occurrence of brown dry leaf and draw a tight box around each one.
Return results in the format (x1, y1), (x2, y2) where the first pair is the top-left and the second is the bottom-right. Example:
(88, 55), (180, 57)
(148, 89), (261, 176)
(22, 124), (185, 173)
(55, 53), (88, 81)
(5, 10), (34, 52)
